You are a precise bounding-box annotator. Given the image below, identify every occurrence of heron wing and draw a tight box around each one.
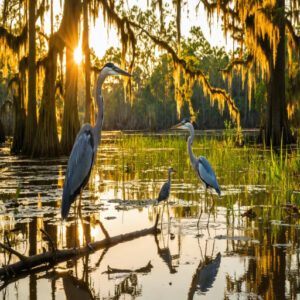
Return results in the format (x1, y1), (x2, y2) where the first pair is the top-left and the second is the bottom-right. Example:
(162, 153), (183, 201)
(197, 156), (220, 195)
(158, 181), (170, 202)
(64, 126), (95, 197)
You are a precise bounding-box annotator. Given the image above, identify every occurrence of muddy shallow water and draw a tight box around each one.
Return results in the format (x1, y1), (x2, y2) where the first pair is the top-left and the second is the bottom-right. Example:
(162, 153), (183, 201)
(0, 132), (300, 299)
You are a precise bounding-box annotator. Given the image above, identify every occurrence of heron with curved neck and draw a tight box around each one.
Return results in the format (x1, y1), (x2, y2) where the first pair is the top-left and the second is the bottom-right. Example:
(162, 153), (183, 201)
(172, 118), (221, 227)
(61, 63), (131, 220)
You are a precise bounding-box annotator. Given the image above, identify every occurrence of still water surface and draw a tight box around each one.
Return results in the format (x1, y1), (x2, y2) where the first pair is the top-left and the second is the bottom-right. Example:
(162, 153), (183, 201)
(0, 132), (299, 299)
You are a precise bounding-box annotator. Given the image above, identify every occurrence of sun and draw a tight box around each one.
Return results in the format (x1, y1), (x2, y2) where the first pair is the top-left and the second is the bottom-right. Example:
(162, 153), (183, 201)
(74, 46), (83, 64)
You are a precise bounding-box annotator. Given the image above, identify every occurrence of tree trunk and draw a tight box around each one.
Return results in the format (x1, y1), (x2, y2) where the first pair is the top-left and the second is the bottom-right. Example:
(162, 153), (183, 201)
(11, 79), (26, 154)
(22, 0), (37, 155)
(264, 0), (294, 146)
(83, 0), (93, 125)
(0, 119), (5, 143)
(243, 74), (248, 127)
(32, 36), (61, 157)
(11, 96), (26, 153)
(61, 0), (81, 155)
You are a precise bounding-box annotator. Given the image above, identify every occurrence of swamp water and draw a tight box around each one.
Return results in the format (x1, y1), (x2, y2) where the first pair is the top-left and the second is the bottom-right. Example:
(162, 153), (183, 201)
(0, 131), (299, 299)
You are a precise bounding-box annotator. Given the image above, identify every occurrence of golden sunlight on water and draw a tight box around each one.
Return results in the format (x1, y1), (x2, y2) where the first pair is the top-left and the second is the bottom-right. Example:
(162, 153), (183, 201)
(0, 132), (299, 299)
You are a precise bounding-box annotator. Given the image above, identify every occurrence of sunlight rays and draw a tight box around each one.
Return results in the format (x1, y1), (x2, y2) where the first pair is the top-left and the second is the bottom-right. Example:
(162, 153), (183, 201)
(74, 46), (83, 65)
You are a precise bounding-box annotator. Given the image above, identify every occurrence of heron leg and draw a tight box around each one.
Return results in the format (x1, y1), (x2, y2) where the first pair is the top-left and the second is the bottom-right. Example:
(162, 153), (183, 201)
(75, 192), (82, 247)
(197, 206), (203, 229)
(167, 201), (171, 234)
(161, 203), (165, 230)
(78, 191), (82, 217)
(197, 190), (205, 230)
(207, 193), (215, 228)
(77, 191), (89, 245)
(74, 204), (78, 248)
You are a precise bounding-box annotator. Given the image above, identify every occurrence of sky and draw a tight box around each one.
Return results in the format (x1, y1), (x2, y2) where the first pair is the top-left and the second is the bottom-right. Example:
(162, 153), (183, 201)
(88, 0), (233, 58)
(45, 0), (233, 59)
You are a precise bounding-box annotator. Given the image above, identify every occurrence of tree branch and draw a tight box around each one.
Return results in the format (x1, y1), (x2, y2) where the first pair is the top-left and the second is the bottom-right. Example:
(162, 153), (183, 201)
(0, 242), (28, 262)
(96, 220), (110, 239)
(127, 19), (241, 128)
(0, 0), (48, 52)
(0, 215), (160, 281)
(40, 229), (57, 253)
(0, 26), (27, 52)
(285, 17), (300, 49)
(220, 54), (254, 73)
(201, 0), (238, 18)
(106, 260), (153, 274)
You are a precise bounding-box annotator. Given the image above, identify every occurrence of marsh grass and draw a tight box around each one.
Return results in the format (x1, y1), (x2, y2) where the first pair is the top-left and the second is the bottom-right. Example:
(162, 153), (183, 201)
(104, 131), (300, 198)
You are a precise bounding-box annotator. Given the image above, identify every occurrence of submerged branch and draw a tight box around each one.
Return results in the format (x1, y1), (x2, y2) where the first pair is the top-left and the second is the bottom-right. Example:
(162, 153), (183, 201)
(96, 220), (110, 239)
(40, 229), (57, 253)
(106, 261), (153, 274)
(0, 242), (27, 262)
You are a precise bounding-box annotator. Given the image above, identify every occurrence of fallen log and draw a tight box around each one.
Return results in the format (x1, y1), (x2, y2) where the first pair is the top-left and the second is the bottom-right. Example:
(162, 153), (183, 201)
(105, 260), (153, 274)
(0, 215), (159, 281)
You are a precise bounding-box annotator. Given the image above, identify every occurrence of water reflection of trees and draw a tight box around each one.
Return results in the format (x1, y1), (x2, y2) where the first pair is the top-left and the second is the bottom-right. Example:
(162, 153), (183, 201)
(223, 222), (300, 299)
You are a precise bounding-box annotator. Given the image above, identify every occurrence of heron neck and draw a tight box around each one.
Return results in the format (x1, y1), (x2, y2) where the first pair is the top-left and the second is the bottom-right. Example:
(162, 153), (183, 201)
(168, 171), (172, 184)
(94, 73), (105, 147)
(187, 124), (197, 167)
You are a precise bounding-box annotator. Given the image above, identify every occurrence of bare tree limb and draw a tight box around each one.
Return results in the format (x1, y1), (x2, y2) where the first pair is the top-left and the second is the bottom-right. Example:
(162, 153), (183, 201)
(40, 229), (57, 253)
(96, 220), (110, 239)
(0, 242), (27, 262)
(0, 214), (160, 282)
(106, 261), (153, 274)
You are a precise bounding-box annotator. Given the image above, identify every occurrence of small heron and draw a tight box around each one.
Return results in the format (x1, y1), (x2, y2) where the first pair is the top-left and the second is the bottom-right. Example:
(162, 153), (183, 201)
(172, 119), (221, 227)
(157, 167), (176, 227)
(157, 167), (176, 204)
(61, 63), (131, 220)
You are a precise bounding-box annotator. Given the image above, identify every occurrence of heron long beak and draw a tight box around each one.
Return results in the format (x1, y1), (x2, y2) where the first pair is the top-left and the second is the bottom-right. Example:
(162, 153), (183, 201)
(171, 123), (184, 130)
(113, 66), (132, 77)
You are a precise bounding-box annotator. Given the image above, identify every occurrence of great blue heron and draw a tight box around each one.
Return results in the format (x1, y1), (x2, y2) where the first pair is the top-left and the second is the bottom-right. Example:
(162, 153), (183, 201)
(172, 119), (221, 227)
(157, 167), (175, 227)
(61, 63), (131, 220)
(157, 167), (176, 204)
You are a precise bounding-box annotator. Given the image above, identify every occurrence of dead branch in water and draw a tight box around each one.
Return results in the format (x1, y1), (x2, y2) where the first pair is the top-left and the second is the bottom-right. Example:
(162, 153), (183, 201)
(105, 261), (153, 274)
(0, 214), (160, 282)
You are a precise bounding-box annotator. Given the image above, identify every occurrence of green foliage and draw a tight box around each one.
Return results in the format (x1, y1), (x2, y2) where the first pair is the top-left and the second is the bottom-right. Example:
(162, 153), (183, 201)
(95, 26), (262, 131)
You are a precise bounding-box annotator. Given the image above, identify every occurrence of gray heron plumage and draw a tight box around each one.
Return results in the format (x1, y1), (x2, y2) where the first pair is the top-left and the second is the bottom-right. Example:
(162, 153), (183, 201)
(172, 118), (220, 226)
(173, 119), (220, 195)
(157, 167), (176, 203)
(61, 63), (131, 220)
